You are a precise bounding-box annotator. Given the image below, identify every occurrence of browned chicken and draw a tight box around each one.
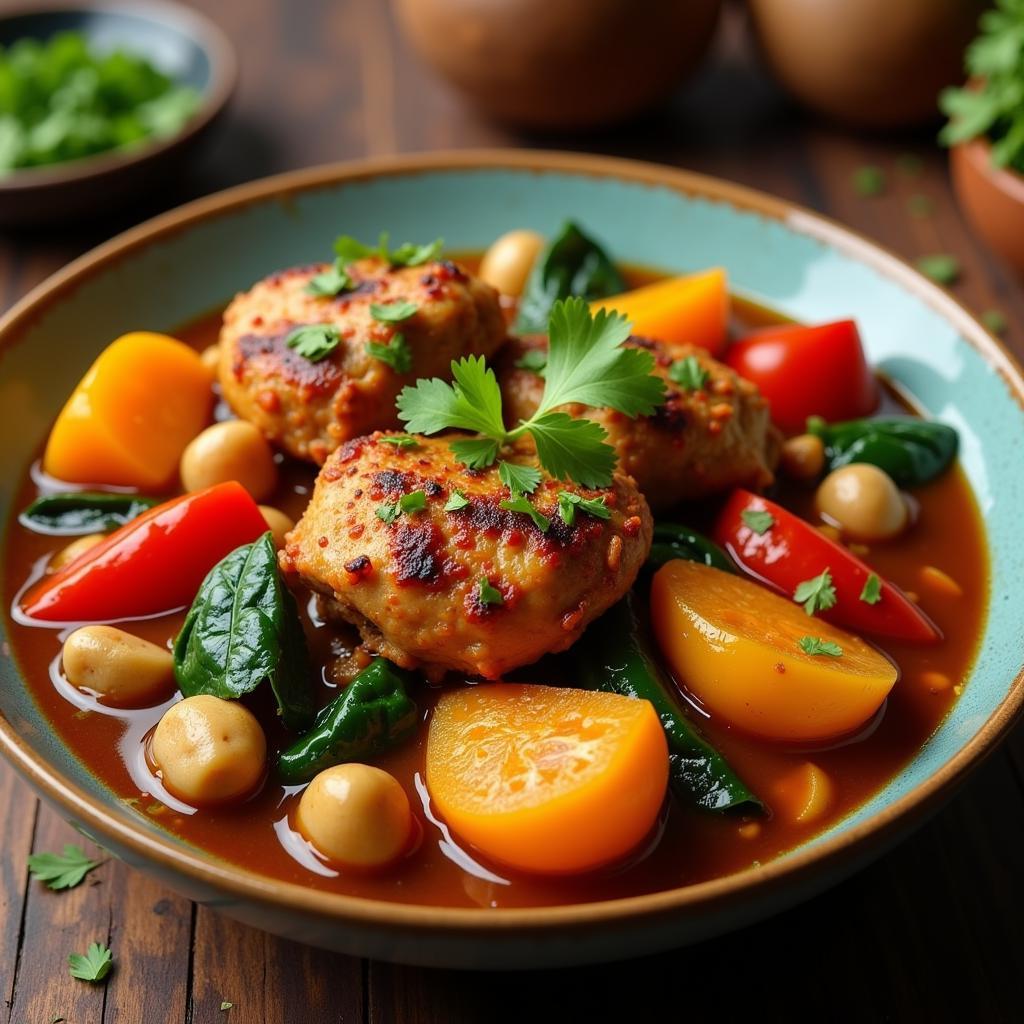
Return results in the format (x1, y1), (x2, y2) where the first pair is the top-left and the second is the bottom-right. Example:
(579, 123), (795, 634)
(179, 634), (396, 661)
(496, 335), (780, 511)
(219, 258), (505, 464)
(281, 433), (652, 679)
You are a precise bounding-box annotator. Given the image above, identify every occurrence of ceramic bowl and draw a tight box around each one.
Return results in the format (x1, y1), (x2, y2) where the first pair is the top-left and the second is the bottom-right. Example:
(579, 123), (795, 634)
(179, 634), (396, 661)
(0, 151), (1022, 969)
(0, 0), (236, 226)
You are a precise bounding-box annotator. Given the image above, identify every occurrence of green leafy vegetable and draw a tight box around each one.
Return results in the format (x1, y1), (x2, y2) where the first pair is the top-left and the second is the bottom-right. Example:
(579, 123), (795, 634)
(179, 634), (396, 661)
(370, 300), (418, 323)
(366, 334), (412, 373)
(498, 460), (542, 495)
(398, 490), (426, 514)
(477, 577), (504, 606)
(940, 1), (1024, 174)
(982, 308), (1008, 334)
(173, 533), (314, 731)
(377, 434), (418, 448)
(808, 415), (959, 486)
(668, 355), (709, 391)
(515, 221), (626, 334)
(449, 437), (500, 469)
(376, 502), (399, 523)
(916, 253), (961, 285)
(499, 493), (550, 532)
(287, 324), (340, 362)
(514, 349), (547, 373)
(277, 658), (418, 784)
(68, 942), (113, 983)
(19, 492), (158, 536)
(27, 844), (101, 890)
(305, 263), (352, 297)
(860, 573), (882, 605)
(646, 523), (734, 573)
(741, 508), (774, 535)
(333, 233), (443, 268)
(220, 1003), (234, 1012)
(557, 491), (610, 526)
(799, 636), (844, 657)
(794, 569), (837, 616)
(852, 165), (886, 197)
(444, 490), (470, 511)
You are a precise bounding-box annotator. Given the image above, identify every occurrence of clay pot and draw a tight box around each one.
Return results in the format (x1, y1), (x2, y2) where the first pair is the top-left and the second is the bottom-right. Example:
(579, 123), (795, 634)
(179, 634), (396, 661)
(392, 0), (722, 131)
(951, 137), (1024, 278)
(748, 0), (986, 128)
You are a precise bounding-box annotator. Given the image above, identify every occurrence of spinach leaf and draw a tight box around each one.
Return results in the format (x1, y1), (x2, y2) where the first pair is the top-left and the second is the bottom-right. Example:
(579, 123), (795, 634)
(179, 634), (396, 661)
(515, 221), (626, 334)
(173, 532), (314, 731)
(647, 523), (735, 574)
(19, 492), (159, 535)
(808, 416), (959, 487)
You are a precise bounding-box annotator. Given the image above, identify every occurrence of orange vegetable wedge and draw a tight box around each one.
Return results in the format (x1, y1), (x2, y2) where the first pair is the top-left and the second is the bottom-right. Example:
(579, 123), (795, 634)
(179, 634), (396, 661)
(426, 684), (668, 874)
(43, 332), (213, 490)
(651, 560), (898, 743)
(591, 268), (728, 356)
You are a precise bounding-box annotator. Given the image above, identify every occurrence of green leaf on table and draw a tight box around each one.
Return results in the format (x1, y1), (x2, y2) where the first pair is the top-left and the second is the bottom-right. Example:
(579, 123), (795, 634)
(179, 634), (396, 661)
(27, 844), (101, 890)
(916, 254), (961, 285)
(68, 942), (113, 983)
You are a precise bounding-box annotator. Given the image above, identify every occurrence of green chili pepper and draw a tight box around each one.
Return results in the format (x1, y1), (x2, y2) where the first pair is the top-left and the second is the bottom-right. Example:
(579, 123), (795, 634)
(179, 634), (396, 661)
(277, 658), (418, 784)
(576, 596), (761, 813)
(648, 523), (734, 573)
(19, 492), (159, 535)
(807, 416), (958, 486)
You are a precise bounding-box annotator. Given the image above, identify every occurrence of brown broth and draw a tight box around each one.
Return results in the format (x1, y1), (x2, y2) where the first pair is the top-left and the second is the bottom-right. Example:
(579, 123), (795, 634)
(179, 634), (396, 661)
(1, 285), (989, 909)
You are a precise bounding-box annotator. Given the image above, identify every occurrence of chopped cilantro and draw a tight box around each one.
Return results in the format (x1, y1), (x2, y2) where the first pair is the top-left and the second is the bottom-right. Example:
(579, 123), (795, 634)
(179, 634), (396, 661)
(370, 300), (418, 323)
(375, 502), (400, 524)
(916, 254), (960, 286)
(398, 490), (426, 515)
(499, 493), (550, 532)
(366, 334), (412, 373)
(860, 572), (882, 605)
(477, 577), (504, 606)
(799, 636), (843, 657)
(557, 491), (610, 526)
(286, 324), (340, 362)
(741, 508), (774, 534)
(444, 490), (470, 512)
(794, 569), (837, 616)
(378, 434), (418, 448)
(668, 355), (709, 391)
(305, 263), (352, 297)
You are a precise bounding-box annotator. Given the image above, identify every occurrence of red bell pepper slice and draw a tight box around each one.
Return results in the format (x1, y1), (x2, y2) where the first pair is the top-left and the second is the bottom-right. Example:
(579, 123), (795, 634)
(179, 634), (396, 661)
(22, 481), (269, 624)
(725, 320), (878, 434)
(713, 489), (940, 644)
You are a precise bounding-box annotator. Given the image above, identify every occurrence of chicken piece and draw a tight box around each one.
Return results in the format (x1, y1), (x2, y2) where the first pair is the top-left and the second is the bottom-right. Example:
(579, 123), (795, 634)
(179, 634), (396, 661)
(219, 258), (505, 464)
(281, 433), (652, 679)
(497, 335), (780, 511)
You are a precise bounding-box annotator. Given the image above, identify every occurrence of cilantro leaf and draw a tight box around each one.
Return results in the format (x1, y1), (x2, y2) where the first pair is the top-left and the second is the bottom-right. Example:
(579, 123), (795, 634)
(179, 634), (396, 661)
(397, 356), (505, 438)
(68, 942), (113, 983)
(391, 238), (444, 266)
(376, 502), (400, 524)
(668, 355), (709, 391)
(399, 490), (426, 515)
(741, 508), (774, 534)
(527, 412), (617, 488)
(366, 334), (412, 373)
(370, 301), (418, 323)
(499, 494), (550, 532)
(286, 324), (340, 362)
(305, 262), (352, 297)
(27, 844), (100, 890)
(852, 165), (886, 197)
(799, 636), (843, 658)
(916, 254), (960, 286)
(557, 491), (610, 526)
(537, 299), (665, 417)
(477, 577), (504, 606)
(333, 233), (443, 268)
(444, 490), (470, 511)
(794, 569), (837, 616)
(378, 434), (418, 448)
(860, 572), (882, 605)
(514, 349), (547, 373)
(449, 437), (500, 469)
(498, 460), (542, 495)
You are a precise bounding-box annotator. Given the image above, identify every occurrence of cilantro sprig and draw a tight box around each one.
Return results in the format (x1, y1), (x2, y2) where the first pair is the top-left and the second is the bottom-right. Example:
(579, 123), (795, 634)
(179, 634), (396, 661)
(794, 569), (837, 616)
(397, 298), (665, 488)
(27, 844), (101, 890)
(68, 942), (113, 983)
(799, 636), (843, 658)
(334, 233), (443, 268)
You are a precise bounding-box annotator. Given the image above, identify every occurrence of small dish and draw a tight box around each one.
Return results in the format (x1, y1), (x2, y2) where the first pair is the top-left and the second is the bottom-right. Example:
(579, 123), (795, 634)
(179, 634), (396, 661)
(0, 0), (236, 226)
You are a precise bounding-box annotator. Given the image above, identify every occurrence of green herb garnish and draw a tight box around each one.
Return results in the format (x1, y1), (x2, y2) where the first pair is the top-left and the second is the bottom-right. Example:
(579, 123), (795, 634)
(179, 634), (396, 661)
(853, 165), (886, 197)
(220, 1003), (234, 1012)
(305, 263), (352, 297)
(557, 491), (611, 526)
(514, 349), (548, 373)
(498, 460), (542, 496)
(378, 434), (418, 448)
(370, 300), (418, 323)
(334, 233), (443, 268)
(27, 844), (101, 890)
(399, 490), (426, 515)
(376, 502), (400, 524)
(916, 253), (961, 286)
(982, 308), (1008, 334)
(366, 334), (412, 373)
(444, 491), (470, 511)
(668, 355), (709, 391)
(741, 508), (774, 535)
(68, 942), (113, 983)
(398, 298), (665, 488)
(477, 577), (504, 606)
(860, 573), (882, 605)
(499, 494), (550, 532)
(286, 324), (340, 362)
(799, 636), (843, 658)
(794, 569), (837, 616)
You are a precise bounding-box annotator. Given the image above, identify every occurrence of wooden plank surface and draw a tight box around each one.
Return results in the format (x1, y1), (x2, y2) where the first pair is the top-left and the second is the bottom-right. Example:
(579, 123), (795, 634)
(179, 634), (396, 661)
(2, 1), (1023, 1021)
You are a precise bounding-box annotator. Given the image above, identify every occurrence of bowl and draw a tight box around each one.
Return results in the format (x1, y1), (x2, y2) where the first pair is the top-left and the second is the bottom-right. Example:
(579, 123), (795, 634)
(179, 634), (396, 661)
(0, 151), (1022, 968)
(951, 137), (1024, 279)
(0, 0), (237, 226)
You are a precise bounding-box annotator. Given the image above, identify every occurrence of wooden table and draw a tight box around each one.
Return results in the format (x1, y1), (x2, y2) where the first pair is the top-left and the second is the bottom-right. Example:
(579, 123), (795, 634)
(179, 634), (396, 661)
(3, 2), (1023, 1020)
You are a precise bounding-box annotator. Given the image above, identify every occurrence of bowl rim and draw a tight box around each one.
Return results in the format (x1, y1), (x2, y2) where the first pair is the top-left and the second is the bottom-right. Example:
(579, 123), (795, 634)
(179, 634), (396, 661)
(1, 148), (1023, 934)
(0, 0), (237, 191)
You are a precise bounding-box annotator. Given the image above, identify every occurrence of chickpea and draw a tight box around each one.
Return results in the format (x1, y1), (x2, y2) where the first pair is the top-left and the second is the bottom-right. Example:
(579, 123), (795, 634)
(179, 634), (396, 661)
(815, 464), (908, 542)
(780, 433), (825, 481)
(62, 625), (175, 708)
(478, 229), (545, 297)
(297, 763), (412, 869)
(48, 533), (105, 572)
(180, 420), (277, 501)
(151, 695), (266, 805)
(199, 344), (221, 378)
(259, 505), (294, 548)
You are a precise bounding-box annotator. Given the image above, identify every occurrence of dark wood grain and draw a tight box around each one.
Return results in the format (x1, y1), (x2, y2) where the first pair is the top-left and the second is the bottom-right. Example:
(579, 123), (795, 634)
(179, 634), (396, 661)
(2, 1), (1023, 1021)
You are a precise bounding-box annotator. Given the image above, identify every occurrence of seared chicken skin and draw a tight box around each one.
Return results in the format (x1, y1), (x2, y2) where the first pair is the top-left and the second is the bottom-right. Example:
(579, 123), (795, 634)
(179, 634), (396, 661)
(281, 434), (653, 679)
(497, 335), (780, 511)
(219, 258), (505, 464)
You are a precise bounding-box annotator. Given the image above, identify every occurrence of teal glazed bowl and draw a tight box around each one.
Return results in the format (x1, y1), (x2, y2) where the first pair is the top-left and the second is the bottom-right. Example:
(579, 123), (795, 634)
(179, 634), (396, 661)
(1, 152), (1022, 968)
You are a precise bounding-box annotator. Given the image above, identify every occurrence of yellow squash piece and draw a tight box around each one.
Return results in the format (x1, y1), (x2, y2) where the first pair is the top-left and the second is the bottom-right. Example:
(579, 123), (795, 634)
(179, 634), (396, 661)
(651, 560), (898, 742)
(43, 332), (213, 490)
(426, 684), (667, 874)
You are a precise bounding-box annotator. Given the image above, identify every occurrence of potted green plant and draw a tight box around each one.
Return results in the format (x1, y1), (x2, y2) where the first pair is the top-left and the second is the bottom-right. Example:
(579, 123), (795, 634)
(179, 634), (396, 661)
(942, 0), (1024, 276)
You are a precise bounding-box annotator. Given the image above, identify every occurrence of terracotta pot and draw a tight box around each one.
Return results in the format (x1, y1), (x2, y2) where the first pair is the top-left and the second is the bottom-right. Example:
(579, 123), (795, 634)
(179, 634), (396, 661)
(951, 138), (1024, 278)
(392, 0), (722, 131)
